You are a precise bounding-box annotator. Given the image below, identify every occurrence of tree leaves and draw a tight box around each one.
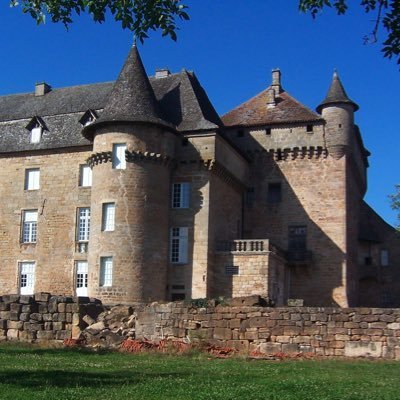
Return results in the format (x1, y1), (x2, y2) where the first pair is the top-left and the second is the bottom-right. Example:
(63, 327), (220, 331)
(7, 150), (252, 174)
(9, 0), (189, 42)
(299, 0), (400, 65)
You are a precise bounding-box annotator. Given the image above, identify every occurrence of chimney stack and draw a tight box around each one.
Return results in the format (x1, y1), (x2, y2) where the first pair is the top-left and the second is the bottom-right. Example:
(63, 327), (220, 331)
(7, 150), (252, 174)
(266, 88), (276, 108)
(271, 68), (281, 93)
(35, 82), (52, 96)
(155, 68), (171, 79)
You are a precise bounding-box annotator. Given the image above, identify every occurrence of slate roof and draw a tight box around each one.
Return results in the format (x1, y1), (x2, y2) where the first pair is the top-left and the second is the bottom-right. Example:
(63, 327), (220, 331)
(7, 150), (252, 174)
(222, 89), (323, 128)
(316, 71), (359, 113)
(83, 45), (173, 139)
(0, 54), (222, 153)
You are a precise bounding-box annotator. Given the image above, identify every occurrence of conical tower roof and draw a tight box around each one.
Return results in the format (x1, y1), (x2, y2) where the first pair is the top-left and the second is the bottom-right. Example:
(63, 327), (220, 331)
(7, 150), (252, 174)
(83, 45), (173, 139)
(316, 71), (359, 113)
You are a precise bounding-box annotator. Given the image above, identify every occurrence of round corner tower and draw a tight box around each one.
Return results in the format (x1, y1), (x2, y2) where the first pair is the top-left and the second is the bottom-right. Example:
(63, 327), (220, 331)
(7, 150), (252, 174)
(82, 45), (177, 304)
(316, 71), (359, 159)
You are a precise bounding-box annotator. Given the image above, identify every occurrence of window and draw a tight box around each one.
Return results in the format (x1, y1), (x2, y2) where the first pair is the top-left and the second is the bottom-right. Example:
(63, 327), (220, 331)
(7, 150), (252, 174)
(288, 226), (307, 251)
(19, 262), (35, 295)
(268, 183), (282, 204)
(112, 143), (127, 169)
(172, 183), (190, 208)
(170, 227), (189, 264)
(102, 203), (115, 231)
(76, 261), (88, 297)
(306, 124), (313, 133)
(380, 250), (389, 267)
(225, 265), (239, 275)
(77, 207), (90, 242)
(25, 168), (40, 190)
(30, 125), (42, 143)
(266, 128), (271, 135)
(100, 257), (113, 287)
(22, 210), (38, 243)
(79, 165), (92, 187)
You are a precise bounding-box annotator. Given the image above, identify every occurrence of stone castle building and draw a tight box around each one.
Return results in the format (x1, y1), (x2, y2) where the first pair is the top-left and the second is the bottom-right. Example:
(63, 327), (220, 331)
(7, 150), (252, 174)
(0, 45), (398, 307)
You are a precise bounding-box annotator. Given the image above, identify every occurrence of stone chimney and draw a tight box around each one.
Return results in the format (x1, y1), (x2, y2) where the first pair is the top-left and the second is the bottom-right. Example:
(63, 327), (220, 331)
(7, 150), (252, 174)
(266, 88), (276, 108)
(271, 68), (281, 94)
(155, 68), (171, 79)
(35, 82), (52, 96)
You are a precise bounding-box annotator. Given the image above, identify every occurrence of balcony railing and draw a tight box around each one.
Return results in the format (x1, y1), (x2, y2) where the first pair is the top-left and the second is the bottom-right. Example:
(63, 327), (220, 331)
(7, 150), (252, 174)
(216, 240), (267, 253)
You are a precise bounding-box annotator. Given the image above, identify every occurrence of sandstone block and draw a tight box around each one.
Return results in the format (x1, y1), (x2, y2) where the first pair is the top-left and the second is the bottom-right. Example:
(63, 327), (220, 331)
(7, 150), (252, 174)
(0, 303), (10, 311)
(30, 313), (43, 322)
(10, 303), (22, 313)
(56, 330), (72, 340)
(7, 329), (19, 340)
(37, 331), (55, 340)
(258, 342), (282, 354)
(19, 295), (34, 305)
(10, 312), (20, 321)
(214, 327), (232, 340)
(7, 320), (23, 330)
(282, 343), (300, 353)
(344, 342), (382, 358)
(227, 340), (249, 351)
(35, 293), (51, 302)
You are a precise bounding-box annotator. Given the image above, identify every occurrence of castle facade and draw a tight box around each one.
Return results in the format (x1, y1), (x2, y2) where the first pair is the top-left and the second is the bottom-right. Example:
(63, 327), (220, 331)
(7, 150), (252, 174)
(0, 45), (398, 307)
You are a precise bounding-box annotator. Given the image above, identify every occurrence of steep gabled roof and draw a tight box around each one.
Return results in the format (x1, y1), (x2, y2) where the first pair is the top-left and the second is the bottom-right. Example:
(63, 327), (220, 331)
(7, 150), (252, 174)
(222, 89), (323, 127)
(316, 71), (359, 113)
(150, 70), (222, 131)
(83, 45), (173, 139)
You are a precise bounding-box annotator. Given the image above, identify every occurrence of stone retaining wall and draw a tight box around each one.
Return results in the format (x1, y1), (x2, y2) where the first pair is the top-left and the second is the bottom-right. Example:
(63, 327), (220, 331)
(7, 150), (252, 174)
(0, 294), (103, 342)
(1, 293), (400, 359)
(134, 302), (400, 359)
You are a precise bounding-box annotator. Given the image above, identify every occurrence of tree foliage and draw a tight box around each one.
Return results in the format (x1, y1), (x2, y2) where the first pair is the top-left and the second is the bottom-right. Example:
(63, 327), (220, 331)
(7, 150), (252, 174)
(299, 1), (400, 65)
(9, 0), (189, 42)
(389, 184), (400, 230)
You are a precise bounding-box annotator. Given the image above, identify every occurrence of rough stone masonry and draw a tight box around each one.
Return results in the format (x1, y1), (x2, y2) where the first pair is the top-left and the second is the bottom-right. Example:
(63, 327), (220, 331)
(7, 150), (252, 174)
(1, 293), (400, 360)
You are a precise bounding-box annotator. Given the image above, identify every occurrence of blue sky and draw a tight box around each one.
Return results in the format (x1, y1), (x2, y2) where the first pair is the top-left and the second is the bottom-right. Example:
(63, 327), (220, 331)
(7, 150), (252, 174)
(0, 1), (398, 225)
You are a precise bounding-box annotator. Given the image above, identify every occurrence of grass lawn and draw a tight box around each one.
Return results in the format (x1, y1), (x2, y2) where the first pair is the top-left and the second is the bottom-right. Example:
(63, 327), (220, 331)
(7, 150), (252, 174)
(0, 344), (398, 400)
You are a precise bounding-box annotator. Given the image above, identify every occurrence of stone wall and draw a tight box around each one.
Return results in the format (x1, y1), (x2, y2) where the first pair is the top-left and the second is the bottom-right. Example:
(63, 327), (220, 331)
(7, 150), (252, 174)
(1, 294), (400, 360)
(0, 293), (103, 342)
(134, 302), (400, 359)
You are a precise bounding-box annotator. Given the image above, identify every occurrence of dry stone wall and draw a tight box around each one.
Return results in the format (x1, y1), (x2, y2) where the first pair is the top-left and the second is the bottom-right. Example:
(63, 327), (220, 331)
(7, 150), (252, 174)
(0, 293), (103, 342)
(1, 293), (400, 360)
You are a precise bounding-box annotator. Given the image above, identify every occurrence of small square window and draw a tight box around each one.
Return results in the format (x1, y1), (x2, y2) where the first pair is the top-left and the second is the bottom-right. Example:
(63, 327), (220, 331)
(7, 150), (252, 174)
(112, 143), (127, 170)
(172, 183), (190, 208)
(266, 128), (271, 135)
(25, 168), (40, 190)
(100, 257), (113, 287)
(77, 207), (90, 242)
(306, 124), (313, 133)
(79, 165), (92, 187)
(22, 210), (38, 243)
(102, 203), (115, 232)
(380, 250), (389, 267)
(30, 126), (42, 144)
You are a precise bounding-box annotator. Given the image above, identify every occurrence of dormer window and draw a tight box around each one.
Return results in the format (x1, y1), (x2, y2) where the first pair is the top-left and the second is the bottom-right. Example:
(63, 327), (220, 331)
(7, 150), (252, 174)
(26, 117), (46, 144)
(79, 110), (98, 127)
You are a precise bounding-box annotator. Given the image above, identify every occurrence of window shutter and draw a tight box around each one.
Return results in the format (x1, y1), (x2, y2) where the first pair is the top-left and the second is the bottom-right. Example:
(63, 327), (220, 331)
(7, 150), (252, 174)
(179, 227), (189, 263)
(181, 183), (190, 208)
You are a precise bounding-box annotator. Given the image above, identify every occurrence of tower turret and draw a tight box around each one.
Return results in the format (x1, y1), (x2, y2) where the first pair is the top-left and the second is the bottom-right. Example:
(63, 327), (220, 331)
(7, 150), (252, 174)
(83, 45), (176, 304)
(317, 71), (359, 159)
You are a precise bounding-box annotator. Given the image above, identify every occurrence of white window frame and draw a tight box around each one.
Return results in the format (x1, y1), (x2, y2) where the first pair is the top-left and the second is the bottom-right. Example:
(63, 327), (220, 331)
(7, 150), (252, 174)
(79, 165), (92, 187)
(77, 207), (90, 242)
(172, 183), (190, 208)
(100, 257), (113, 287)
(19, 262), (35, 295)
(30, 126), (42, 144)
(22, 210), (38, 243)
(25, 168), (40, 190)
(102, 203), (115, 232)
(170, 227), (189, 264)
(112, 143), (127, 170)
(76, 261), (88, 296)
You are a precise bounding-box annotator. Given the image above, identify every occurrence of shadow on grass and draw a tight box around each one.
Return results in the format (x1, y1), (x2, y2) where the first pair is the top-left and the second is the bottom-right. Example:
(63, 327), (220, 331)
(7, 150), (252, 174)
(0, 369), (188, 389)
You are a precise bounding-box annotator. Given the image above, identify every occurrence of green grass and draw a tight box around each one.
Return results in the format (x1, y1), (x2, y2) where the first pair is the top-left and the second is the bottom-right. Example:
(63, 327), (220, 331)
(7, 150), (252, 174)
(0, 343), (399, 400)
